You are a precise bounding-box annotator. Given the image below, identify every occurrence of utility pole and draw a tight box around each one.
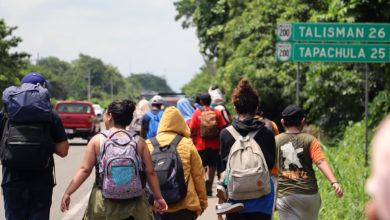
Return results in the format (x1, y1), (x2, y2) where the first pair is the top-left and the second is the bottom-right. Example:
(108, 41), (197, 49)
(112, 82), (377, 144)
(110, 75), (113, 100)
(88, 71), (91, 102)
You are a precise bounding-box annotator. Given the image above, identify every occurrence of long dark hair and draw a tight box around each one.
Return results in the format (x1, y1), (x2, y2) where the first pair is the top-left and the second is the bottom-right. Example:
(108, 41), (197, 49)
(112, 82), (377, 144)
(106, 100), (136, 127)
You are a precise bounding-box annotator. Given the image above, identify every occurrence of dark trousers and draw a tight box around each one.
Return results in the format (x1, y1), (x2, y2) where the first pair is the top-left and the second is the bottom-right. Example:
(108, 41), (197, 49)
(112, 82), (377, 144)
(2, 185), (53, 220)
(155, 209), (196, 220)
(226, 212), (271, 220)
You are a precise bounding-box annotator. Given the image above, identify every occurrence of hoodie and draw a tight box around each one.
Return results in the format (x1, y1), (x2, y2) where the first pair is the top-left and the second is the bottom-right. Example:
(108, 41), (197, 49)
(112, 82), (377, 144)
(145, 106), (208, 217)
(219, 117), (276, 216)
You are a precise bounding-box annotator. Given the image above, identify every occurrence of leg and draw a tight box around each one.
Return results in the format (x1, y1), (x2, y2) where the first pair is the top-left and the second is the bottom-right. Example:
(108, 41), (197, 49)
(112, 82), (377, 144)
(155, 209), (196, 220)
(208, 166), (216, 190)
(29, 185), (53, 220)
(2, 186), (29, 220)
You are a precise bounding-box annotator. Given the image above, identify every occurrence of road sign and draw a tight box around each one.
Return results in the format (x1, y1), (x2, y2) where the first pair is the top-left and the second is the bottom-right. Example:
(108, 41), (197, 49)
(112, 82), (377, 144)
(277, 23), (390, 42)
(276, 43), (390, 62)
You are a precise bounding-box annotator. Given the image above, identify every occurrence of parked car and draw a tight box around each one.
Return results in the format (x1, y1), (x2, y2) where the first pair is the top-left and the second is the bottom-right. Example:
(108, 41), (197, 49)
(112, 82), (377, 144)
(54, 101), (100, 140)
(92, 104), (104, 121)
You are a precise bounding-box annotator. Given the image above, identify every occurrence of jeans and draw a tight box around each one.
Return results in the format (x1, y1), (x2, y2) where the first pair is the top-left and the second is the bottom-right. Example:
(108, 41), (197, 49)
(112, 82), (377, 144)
(226, 212), (271, 220)
(2, 185), (53, 220)
(155, 209), (196, 220)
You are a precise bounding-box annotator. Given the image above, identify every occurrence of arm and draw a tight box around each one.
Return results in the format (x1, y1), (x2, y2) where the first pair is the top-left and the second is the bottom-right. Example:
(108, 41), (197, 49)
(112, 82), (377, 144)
(54, 140), (69, 157)
(140, 124), (146, 139)
(190, 145), (208, 212)
(138, 137), (168, 213)
(60, 134), (98, 212)
(316, 159), (343, 198)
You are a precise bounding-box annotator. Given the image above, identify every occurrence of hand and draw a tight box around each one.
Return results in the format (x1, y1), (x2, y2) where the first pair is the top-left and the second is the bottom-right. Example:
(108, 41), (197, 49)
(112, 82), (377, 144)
(154, 198), (168, 214)
(201, 206), (207, 215)
(61, 193), (71, 212)
(333, 182), (343, 198)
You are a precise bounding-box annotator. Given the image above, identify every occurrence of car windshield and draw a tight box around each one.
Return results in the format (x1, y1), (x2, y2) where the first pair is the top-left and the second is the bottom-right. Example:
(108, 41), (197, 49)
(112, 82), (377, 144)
(57, 103), (91, 113)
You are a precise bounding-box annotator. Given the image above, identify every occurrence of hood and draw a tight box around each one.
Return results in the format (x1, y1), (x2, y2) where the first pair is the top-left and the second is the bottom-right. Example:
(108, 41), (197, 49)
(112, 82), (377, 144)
(232, 117), (265, 136)
(157, 106), (191, 138)
(176, 98), (194, 121)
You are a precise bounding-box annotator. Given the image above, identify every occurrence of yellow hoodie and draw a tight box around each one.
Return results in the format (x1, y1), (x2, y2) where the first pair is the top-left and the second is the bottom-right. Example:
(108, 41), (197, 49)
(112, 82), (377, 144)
(146, 106), (208, 218)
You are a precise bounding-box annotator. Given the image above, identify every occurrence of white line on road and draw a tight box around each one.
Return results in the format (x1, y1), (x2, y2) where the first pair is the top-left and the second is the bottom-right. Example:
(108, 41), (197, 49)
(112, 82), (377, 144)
(61, 191), (91, 220)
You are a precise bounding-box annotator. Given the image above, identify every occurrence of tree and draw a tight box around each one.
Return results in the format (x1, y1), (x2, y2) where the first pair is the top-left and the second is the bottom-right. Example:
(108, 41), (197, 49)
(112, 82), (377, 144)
(127, 73), (173, 93)
(0, 19), (30, 96)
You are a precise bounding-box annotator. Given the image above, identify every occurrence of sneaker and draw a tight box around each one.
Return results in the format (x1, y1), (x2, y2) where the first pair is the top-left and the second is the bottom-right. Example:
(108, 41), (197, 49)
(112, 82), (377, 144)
(216, 184), (227, 202)
(215, 202), (244, 215)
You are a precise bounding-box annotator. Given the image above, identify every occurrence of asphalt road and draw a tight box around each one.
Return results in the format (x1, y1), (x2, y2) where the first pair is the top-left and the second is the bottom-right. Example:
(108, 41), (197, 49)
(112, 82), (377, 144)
(0, 137), (221, 220)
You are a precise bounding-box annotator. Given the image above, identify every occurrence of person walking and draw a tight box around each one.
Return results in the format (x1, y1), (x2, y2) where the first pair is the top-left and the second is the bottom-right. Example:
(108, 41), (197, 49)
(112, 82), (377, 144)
(176, 98), (195, 126)
(60, 100), (167, 220)
(189, 93), (226, 196)
(209, 85), (232, 125)
(128, 99), (152, 135)
(141, 95), (164, 139)
(146, 106), (208, 219)
(276, 104), (343, 220)
(0, 72), (70, 220)
(219, 78), (276, 220)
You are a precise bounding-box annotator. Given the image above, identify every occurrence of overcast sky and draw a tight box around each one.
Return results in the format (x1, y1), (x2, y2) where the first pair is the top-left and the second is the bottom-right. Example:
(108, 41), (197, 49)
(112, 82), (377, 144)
(0, 0), (203, 92)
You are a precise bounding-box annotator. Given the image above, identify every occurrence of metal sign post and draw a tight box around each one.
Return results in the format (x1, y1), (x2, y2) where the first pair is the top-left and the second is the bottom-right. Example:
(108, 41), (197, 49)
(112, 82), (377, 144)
(365, 63), (369, 166)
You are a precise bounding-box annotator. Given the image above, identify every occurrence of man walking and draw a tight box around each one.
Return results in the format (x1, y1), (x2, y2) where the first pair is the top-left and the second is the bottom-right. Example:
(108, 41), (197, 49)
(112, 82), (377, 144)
(140, 95), (164, 139)
(189, 93), (226, 196)
(0, 72), (69, 220)
(276, 104), (343, 220)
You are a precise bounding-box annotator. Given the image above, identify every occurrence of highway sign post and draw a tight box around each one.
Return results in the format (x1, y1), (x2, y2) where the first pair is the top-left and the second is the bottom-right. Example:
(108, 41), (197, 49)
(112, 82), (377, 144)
(276, 22), (390, 166)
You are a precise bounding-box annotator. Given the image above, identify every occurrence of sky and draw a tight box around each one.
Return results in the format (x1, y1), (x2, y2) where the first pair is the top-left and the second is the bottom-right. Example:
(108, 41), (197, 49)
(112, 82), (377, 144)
(0, 0), (203, 92)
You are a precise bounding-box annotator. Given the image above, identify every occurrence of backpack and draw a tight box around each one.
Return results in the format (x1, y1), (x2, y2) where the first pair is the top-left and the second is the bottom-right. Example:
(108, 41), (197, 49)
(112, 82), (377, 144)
(145, 111), (163, 139)
(2, 83), (51, 122)
(226, 126), (271, 200)
(97, 130), (144, 199)
(129, 114), (142, 133)
(200, 107), (220, 139)
(146, 135), (188, 205)
(0, 119), (54, 169)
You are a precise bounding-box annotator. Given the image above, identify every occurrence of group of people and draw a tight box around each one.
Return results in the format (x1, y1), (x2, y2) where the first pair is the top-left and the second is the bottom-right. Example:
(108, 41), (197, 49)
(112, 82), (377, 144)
(12, 72), (390, 220)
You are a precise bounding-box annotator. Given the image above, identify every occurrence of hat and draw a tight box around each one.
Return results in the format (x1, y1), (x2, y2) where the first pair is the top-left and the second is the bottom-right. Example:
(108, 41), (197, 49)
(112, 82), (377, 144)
(281, 104), (306, 119)
(21, 72), (50, 87)
(209, 88), (223, 101)
(150, 95), (163, 104)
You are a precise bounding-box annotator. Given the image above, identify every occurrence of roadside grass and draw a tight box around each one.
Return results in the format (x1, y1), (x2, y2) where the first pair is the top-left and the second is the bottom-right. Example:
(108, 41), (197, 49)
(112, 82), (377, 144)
(273, 121), (371, 220)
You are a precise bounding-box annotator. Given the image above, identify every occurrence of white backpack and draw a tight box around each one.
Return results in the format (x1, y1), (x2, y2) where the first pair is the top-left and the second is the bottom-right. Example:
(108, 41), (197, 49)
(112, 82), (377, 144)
(226, 126), (271, 200)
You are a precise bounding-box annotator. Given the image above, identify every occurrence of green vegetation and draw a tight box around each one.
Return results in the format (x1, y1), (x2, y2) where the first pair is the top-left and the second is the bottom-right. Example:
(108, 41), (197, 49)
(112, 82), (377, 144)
(174, 0), (390, 219)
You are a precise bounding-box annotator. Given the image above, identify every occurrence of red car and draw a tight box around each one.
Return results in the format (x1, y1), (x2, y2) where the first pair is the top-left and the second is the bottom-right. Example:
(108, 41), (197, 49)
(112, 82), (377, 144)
(54, 101), (100, 140)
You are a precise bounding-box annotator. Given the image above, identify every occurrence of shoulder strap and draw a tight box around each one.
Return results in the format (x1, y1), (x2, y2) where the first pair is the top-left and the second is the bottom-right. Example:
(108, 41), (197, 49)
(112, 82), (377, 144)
(169, 135), (183, 148)
(226, 126), (240, 140)
(150, 136), (160, 150)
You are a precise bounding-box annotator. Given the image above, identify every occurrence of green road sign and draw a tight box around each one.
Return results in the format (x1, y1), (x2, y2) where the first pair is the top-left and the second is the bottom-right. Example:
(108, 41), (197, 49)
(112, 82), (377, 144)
(277, 23), (390, 42)
(276, 43), (390, 63)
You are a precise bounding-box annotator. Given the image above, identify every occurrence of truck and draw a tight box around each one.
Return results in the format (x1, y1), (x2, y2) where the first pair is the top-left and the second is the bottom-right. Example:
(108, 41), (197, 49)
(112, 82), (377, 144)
(54, 101), (100, 140)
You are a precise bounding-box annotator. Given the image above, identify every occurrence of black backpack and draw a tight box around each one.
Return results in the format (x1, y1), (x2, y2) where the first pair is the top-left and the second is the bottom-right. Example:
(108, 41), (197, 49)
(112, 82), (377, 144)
(146, 135), (188, 204)
(0, 119), (54, 169)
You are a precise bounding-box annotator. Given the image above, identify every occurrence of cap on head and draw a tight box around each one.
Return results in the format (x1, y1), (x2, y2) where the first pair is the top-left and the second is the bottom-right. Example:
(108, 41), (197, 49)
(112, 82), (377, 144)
(281, 104), (306, 119)
(21, 72), (50, 87)
(150, 95), (163, 105)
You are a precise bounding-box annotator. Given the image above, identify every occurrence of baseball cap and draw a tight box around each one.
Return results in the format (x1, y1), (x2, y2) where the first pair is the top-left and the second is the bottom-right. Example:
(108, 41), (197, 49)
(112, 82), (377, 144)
(281, 104), (306, 119)
(150, 95), (163, 104)
(21, 72), (50, 87)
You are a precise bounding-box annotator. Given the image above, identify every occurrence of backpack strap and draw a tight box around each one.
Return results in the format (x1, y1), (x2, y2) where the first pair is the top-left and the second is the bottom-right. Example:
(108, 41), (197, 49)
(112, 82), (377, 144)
(150, 136), (160, 151)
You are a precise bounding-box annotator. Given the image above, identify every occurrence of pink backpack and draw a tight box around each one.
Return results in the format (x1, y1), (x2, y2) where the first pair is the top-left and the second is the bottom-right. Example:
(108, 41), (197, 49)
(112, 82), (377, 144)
(97, 130), (144, 199)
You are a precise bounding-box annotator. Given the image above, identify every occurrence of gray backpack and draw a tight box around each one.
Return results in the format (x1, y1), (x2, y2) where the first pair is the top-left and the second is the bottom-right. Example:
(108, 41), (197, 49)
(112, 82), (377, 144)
(226, 126), (271, 200)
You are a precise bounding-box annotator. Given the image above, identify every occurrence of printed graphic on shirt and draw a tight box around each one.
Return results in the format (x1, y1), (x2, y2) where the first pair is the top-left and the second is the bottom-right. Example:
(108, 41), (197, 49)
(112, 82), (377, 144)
(280, 142), (308, 179)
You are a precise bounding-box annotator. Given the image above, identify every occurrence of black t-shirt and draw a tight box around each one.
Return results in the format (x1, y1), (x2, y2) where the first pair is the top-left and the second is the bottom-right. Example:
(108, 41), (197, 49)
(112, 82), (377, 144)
(1, 110), (68, 187)
(220, 118), (276, 171)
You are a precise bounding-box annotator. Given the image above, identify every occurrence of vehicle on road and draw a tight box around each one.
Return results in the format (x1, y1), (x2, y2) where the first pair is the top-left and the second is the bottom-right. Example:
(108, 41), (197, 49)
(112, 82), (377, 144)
(54, 101), (100, 140)
(92, 104), (104, 121)
(139, 92), (186, 109)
